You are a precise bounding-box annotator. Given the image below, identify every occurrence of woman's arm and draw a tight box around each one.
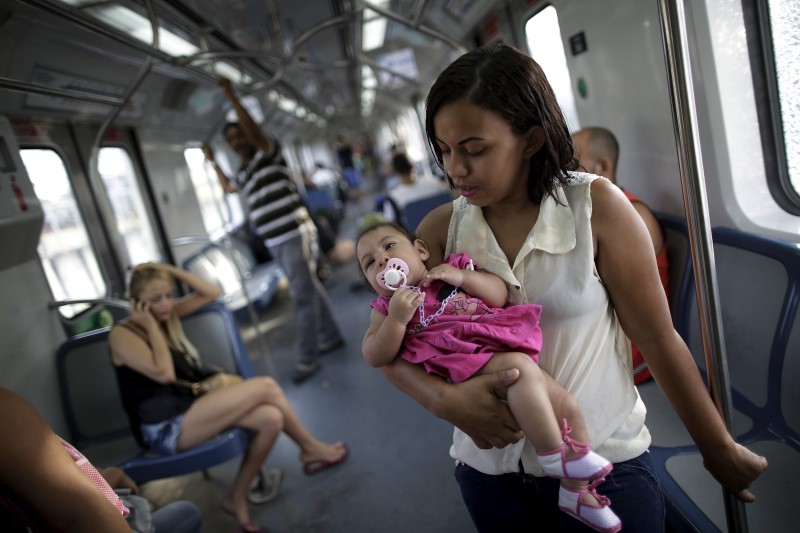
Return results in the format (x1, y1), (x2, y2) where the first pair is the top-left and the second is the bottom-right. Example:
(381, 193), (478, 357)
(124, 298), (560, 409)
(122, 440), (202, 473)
(590, 178), (767, 501)
(108, 307), (176, 383)
(0, 388), (131, 532)
(160, 263), (222, 318)
(380, 359), (523, 448)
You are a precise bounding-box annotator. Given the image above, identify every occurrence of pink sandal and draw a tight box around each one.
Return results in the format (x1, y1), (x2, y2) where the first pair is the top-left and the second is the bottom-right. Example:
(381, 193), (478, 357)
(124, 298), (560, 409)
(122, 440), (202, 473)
(559, 478), (622, 533)
(537, 419), (612, 481)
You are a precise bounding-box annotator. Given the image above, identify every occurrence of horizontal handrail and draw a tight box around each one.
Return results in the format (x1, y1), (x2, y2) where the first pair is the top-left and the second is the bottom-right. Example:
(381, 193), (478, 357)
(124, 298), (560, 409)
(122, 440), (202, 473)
(49, 297), (130, 312)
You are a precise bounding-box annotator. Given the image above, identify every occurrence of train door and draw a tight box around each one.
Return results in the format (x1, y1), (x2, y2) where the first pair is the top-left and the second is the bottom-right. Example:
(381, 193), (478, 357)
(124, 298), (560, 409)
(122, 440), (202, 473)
(15, 120), (166, 319)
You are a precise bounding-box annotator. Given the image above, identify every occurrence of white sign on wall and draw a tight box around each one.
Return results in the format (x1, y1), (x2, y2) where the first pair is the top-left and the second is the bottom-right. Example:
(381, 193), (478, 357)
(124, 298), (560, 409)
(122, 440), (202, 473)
(25, 66), (147, 118)
(376, 48), (420, 89)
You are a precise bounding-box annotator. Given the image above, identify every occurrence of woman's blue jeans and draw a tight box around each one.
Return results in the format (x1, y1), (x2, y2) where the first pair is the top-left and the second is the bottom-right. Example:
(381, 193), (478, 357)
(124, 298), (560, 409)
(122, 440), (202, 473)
(152, 501), (203, 533)
(455, 451), (665, 532)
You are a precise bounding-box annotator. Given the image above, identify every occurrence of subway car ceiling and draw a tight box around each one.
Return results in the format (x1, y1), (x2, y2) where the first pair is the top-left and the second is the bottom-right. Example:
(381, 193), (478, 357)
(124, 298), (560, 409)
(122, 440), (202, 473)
(0, 0), (497, 142)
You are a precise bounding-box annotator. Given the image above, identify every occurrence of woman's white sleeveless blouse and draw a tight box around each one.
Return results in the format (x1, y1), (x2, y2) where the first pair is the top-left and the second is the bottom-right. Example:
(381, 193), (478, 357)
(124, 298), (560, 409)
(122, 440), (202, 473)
(445, 173), (651, 475)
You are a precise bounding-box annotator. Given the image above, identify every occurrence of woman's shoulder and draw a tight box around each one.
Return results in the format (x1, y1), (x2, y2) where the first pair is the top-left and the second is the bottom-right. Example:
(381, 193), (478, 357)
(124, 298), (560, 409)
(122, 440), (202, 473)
(110, 320), (147, 343)
(565, 171), (599, 187)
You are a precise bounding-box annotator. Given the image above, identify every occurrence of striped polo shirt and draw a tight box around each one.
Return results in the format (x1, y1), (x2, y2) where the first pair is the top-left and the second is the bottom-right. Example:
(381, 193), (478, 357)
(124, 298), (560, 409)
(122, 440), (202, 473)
(234, 139), (309, 247)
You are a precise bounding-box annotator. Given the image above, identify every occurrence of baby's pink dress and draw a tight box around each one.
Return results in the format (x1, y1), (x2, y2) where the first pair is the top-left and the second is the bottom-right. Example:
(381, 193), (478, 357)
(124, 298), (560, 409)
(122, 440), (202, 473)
(370, 253), (543, 382)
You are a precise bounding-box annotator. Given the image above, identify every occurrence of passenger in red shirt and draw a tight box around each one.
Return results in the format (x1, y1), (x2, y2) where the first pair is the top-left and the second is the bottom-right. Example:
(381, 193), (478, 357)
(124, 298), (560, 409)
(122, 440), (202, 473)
(573, 127), (669, 384)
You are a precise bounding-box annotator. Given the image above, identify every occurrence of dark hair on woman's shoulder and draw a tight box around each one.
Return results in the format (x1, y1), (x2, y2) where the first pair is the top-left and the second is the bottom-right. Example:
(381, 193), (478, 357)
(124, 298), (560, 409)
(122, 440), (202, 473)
(424, 42), (578, 204)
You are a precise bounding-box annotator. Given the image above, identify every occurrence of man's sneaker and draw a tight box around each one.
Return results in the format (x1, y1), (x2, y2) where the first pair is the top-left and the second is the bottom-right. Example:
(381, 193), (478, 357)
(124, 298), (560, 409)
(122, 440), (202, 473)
(292, 360), (320, 383)
(318, 337), (345, 354)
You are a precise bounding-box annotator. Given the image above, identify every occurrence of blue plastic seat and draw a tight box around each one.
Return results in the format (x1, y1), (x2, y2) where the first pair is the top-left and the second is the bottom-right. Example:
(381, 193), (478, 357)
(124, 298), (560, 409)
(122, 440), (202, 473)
(641, 215), (800, 532)
(56, 302), (255, 484)
(399, 190), (453, 232)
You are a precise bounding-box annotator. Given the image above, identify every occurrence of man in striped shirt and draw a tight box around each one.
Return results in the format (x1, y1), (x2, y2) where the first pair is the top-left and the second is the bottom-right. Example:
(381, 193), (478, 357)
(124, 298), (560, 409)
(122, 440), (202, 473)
(204, 78), (344, 383)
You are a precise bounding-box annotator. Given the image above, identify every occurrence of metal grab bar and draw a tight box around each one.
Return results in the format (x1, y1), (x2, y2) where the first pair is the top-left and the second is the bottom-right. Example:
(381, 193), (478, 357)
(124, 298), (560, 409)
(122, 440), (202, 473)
(48, 298), (131, 327)
(172, 236), (276, 376)
(657, 0), (749, 531)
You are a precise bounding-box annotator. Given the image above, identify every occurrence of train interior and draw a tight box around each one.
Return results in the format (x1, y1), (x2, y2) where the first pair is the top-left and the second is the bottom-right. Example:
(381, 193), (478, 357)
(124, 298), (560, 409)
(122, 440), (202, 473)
(1, 0), (798, 532)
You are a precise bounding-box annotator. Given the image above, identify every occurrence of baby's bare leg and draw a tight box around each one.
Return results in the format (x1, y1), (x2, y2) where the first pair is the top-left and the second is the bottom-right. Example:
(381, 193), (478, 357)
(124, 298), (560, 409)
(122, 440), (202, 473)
(479, 352), (563, 451)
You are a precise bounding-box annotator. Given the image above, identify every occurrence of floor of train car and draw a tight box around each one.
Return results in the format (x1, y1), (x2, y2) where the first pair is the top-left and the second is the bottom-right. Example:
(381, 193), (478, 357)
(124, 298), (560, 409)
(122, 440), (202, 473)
(139, 180), (476, 533)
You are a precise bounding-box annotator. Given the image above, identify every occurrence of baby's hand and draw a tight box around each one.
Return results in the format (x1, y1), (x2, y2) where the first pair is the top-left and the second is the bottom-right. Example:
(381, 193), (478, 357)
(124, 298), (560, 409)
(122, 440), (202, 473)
(423, 264), (464, 288)
(387, 287), (424, 325)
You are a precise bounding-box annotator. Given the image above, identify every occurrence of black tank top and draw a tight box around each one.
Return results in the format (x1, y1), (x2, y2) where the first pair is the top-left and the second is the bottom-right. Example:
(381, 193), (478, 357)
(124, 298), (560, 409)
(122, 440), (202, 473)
(112, 321), (214, 444)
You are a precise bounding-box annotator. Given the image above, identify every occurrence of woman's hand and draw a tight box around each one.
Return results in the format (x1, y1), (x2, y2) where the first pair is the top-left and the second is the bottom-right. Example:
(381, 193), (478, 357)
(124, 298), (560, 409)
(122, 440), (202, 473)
(438, 369), (523, 449)
(703, 440), (768, 502)
(387, 287), (424, 325)
(101, 467), (139, 495)
(129, 298), (157, 329)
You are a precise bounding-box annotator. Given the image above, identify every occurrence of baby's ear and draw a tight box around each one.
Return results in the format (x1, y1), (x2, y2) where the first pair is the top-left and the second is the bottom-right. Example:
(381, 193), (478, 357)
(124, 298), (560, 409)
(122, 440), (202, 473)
(414, 239), (430, 261)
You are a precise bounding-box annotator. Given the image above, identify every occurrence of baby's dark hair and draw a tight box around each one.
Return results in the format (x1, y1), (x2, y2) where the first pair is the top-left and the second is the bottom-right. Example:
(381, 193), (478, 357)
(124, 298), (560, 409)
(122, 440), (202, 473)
(356, 221), (415, 248)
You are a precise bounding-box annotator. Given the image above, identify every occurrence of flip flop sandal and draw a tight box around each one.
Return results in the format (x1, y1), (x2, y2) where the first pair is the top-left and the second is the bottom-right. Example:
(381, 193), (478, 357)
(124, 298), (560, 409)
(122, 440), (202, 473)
(303, 443), (350, 475)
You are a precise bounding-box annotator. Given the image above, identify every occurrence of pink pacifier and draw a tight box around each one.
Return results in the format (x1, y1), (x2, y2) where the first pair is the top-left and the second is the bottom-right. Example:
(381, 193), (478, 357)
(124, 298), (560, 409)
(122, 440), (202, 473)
(377, 258), (409, 291)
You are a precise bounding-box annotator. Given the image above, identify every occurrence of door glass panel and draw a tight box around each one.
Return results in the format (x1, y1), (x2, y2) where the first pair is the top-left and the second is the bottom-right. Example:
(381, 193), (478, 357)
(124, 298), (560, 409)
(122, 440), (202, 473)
(184, 147), (244, 240)
(525, 6), (580, 132)
(98, 147), (162, 266)
(20, 148), (106, 317)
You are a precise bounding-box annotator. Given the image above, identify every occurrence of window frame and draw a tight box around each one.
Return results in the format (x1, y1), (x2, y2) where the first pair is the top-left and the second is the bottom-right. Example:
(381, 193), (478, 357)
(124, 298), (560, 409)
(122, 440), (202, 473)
(742, 0), (800, 214)
(20, 145), (109, 317)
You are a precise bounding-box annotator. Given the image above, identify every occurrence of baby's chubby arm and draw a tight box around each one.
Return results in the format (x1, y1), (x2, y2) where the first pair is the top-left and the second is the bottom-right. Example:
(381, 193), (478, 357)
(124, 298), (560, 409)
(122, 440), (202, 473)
(423, 264), (508, 308)
(362, 288), (424, 367)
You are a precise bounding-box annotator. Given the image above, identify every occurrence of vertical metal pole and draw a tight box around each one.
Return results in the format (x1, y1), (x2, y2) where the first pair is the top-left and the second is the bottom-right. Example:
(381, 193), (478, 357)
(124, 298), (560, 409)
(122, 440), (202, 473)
(657, 0), (749, 531)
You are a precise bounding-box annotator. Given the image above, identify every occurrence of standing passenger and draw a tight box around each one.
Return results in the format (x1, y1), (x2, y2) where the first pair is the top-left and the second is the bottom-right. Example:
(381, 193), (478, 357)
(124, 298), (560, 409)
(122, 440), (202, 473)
(381, 43), (766, 532)
(203, 78), (345, 383)
(572, 126), (668, 384)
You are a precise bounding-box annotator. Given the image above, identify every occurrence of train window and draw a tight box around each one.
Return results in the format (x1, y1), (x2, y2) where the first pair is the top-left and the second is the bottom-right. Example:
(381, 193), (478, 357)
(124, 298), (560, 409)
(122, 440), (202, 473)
(524, 6), (580, 132)
(183, 148), (244, 239)
(395, 107), (431, 177)
(766, 0), (799, 200)
(97, 147), (162, 266)
(20, 149), (106, 317)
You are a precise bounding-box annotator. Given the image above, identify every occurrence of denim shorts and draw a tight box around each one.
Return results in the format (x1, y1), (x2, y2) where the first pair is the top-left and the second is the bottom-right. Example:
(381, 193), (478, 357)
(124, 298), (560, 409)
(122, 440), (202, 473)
(140, 414), (185, 455)
(455, 451), (665, 532)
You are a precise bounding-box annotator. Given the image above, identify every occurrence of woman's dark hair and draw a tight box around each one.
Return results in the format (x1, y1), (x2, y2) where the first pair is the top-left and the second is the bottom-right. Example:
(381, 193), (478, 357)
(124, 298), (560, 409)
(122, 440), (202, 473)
(425, 43), (577, 204)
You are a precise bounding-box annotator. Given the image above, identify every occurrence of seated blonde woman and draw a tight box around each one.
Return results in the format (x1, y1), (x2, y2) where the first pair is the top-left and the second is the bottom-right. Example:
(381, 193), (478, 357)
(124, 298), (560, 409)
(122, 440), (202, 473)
(109, 263), (349, 533)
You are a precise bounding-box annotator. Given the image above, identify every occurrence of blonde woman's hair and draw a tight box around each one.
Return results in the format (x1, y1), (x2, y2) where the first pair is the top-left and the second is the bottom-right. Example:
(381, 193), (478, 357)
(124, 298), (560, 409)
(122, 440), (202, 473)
(127, 265), (201, 365)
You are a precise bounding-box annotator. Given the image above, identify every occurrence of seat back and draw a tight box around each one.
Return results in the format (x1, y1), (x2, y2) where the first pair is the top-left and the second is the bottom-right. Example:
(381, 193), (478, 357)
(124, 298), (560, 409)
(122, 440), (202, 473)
(57, 302), (254, 477)
(684, 228), (800, 435)
(647, 224), (800, 532)
(57, 327), (130, 450)
(400, 191), (453, 232)
(656, 212), (695, 340)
